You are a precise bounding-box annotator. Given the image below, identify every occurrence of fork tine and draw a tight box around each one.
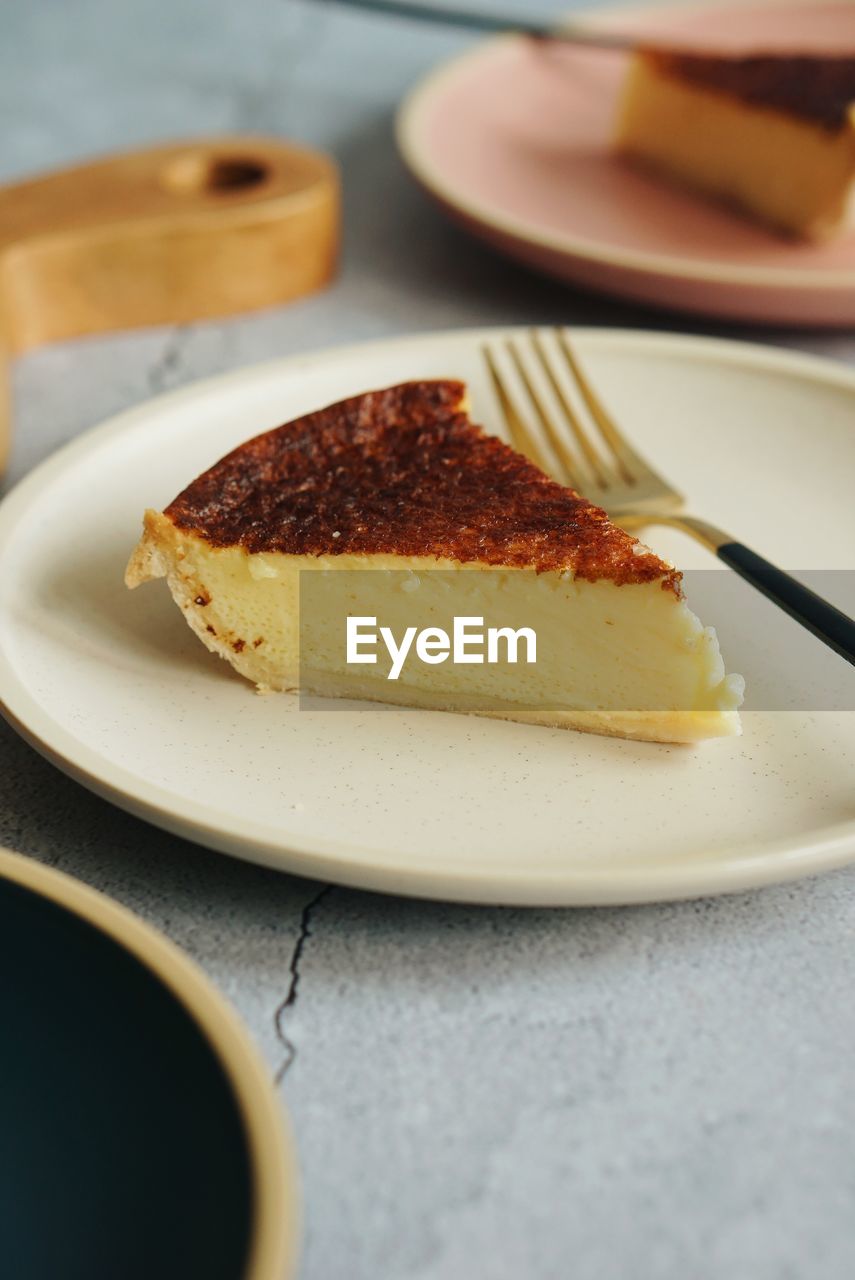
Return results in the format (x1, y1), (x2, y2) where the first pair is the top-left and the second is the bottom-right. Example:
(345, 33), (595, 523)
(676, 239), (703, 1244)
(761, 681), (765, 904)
(482, 345), (553, 475)
(503, 340), (584, 490)
(555, 329), (642, 485)
(529, 331), (608, 488)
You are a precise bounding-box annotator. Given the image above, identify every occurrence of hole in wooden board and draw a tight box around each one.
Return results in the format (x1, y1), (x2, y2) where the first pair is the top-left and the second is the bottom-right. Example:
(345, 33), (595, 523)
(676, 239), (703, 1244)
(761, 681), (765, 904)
(161, 153), (270, 196)
(205, 157), (269, 191)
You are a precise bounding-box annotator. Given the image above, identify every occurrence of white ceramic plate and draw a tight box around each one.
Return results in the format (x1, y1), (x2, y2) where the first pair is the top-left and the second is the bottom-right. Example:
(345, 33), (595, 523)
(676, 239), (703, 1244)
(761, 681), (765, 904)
(1, 328), (854, 905)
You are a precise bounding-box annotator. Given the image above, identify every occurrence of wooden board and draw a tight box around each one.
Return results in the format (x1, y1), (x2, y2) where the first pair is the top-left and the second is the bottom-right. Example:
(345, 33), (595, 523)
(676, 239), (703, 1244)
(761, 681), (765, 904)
(0, 136), (340, 471)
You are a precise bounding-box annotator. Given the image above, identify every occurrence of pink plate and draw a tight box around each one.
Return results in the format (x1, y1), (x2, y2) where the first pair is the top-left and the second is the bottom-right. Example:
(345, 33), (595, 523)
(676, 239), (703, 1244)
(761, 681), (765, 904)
(397, 0), (855, 326)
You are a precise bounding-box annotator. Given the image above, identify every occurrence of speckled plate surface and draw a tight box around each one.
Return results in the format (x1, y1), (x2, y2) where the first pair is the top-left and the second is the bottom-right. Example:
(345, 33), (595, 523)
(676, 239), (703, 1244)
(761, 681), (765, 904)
(397, 0), (855, 326)
(0, 327), (854, 905)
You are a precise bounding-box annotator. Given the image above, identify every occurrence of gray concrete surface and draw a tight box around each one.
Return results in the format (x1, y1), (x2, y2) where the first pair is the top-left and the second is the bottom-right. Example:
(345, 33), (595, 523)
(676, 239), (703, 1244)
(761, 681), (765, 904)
(2, 2), (855, 1277)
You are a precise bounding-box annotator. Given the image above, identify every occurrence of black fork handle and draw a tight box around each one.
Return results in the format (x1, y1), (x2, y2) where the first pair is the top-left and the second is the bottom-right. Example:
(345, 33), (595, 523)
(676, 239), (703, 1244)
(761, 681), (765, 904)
(637, 515), (855, 669)
(717, 542), (855, 668)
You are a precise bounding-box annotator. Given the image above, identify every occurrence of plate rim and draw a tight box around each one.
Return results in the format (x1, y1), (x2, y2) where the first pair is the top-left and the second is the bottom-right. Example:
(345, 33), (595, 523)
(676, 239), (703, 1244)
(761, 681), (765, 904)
(396, 0), (855, 291)
(2, 325), (855, 907)
(0, 844), (300, 1280)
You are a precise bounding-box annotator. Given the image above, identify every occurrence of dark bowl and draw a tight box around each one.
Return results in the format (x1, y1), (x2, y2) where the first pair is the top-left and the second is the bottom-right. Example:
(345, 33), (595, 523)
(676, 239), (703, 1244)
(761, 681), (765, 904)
(0, 850), (297, 1280)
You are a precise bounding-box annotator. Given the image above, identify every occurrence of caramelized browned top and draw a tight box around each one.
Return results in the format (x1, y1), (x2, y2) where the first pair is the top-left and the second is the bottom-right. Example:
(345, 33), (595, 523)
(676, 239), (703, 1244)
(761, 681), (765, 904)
(648, 51), (855, 131)
(165, 381), (678, 588)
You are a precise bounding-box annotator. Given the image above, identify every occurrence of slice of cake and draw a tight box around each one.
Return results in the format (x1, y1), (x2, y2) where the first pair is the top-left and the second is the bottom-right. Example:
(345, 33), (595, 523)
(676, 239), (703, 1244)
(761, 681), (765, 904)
(615, 51), (855, 238)
(126, 381), (743, 743)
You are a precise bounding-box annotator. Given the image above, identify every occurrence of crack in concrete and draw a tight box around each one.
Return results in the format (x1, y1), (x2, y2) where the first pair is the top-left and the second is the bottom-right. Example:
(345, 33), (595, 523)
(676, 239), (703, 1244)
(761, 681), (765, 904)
(146, 325), (190, 395)
(274, 884), (333, 1083)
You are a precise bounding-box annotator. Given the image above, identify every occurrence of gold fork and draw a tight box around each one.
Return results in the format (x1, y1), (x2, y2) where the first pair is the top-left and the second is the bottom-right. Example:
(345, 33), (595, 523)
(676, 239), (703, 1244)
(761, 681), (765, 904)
(483, 328), (855, 668)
